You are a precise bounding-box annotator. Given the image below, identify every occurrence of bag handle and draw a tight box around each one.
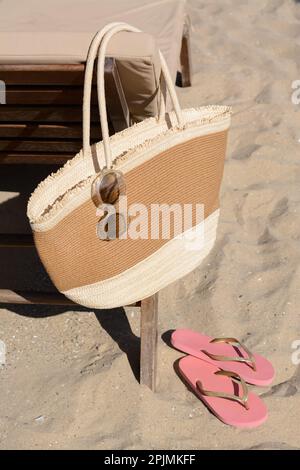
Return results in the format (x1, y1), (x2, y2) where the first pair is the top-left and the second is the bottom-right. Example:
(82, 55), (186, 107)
(83, 22), (184, 168)
(83, 22), (127, 158)
(94, 22), (167, 130)
(96, 23), (185, 168)
(83, 21), (165, 160)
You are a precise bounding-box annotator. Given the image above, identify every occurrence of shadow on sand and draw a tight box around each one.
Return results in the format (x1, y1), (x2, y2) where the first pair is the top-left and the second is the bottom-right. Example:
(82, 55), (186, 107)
(0, 164), (140, 382)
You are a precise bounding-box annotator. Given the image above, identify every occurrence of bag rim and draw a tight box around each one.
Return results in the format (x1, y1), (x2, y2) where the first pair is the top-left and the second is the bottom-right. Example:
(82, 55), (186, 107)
(27, 105), (231, 229)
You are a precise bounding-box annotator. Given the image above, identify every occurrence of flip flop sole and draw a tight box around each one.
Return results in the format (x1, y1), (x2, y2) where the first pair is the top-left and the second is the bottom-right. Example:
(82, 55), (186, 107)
(178, 356), (268, 428)
(172, 329), (275, 386)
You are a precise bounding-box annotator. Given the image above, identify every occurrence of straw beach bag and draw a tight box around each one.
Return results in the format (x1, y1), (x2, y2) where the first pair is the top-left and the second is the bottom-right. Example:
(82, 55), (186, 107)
(27, 23), (231, 309)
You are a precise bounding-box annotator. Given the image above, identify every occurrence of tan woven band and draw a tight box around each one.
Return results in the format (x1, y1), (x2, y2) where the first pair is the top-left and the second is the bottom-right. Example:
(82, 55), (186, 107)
(33, 130), (227, 291)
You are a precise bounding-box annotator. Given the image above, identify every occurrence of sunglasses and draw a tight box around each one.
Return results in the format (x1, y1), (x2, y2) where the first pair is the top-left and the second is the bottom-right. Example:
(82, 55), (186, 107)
(92, 170), (127, 240)
(92, 169), (126, 207)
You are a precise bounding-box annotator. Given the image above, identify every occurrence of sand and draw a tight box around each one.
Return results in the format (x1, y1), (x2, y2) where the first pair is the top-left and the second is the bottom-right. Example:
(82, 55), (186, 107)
(1, 0), (300, 450)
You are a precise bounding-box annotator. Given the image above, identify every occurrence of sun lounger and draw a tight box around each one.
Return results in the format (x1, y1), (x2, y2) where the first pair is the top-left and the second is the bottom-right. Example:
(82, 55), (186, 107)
(0, 0), (191, 163)
(0, 0), (192, 391)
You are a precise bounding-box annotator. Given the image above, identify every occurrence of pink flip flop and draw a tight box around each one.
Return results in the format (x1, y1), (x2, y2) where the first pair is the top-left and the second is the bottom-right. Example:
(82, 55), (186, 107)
(172, 329), (274, 386)
(178, 356), (268, 428)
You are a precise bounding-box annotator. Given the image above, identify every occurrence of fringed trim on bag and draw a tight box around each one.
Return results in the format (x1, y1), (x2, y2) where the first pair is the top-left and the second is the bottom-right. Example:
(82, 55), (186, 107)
(27, 106), (231, 225)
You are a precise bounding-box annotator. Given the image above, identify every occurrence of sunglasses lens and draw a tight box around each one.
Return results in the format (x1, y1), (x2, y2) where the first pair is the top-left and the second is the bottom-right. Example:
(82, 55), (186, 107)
(92, 170), (125, 207)
(100, 172), (120, 204)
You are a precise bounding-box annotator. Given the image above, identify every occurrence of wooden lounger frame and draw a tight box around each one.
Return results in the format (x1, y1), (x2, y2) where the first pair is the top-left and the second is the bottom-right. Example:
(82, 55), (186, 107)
(0, 59), (129, 164)
(0, 29), (192, 391)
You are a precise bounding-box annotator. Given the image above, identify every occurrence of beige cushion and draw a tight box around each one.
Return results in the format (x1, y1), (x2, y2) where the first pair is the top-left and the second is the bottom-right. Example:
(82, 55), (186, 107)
(115, 56), (161, 123)
(0, 0), (186, 78)
(0, 0), (187, 121)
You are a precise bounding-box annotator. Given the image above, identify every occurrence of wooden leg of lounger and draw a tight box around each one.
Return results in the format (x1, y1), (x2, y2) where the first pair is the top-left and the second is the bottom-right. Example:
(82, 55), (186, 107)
(179, 23), (192, 88)
(140, 293), (158, 391)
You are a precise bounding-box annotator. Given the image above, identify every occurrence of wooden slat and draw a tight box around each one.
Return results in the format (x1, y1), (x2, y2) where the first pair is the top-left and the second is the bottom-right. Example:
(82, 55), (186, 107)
(0, 64), (84, 71)
(140, 294), (158, 391)
(0, 139), (81, 153)
(0, 64), (86, 86)
(5, 88), (86, 105)
(0, 234), (33, 247)
(0, 123), (100, 139)
(0, 288), (141, 307)
(0, 152), (72, 164)
(0, 106), (99, 122)
(0, 289), (77, 305)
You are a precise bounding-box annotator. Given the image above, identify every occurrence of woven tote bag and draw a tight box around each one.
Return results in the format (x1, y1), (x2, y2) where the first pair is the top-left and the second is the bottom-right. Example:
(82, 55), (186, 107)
(27, 22), (231, 309)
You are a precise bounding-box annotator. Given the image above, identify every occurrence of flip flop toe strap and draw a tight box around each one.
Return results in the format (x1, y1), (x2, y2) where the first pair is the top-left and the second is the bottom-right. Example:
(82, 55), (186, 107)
(196, 370), (250, 410)
(203, 337), (257, 371)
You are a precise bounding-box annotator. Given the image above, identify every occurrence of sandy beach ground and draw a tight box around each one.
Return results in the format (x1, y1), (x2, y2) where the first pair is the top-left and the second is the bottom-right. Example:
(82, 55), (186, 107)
(1, 0), (300, 450)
